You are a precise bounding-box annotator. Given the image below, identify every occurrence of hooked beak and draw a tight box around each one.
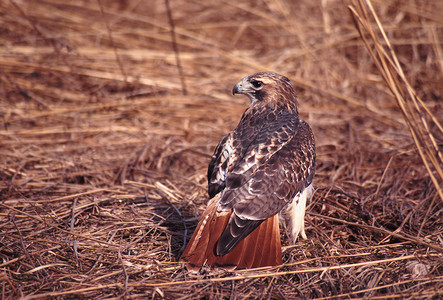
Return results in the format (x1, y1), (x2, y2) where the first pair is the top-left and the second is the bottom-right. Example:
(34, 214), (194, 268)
(232, 81), (242, 95)
(232, 79), (253, 95)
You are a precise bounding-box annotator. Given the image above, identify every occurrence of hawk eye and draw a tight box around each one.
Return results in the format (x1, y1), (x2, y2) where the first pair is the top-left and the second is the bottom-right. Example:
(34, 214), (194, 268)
(250, 80), (263, 89)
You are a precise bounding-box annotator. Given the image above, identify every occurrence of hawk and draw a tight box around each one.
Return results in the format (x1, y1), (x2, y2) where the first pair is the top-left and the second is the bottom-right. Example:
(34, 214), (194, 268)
(181, 72), (316, 270)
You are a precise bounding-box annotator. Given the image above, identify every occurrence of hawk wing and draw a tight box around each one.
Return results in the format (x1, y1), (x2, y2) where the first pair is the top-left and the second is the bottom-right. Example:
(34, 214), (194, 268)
(208, 111), (315, 255)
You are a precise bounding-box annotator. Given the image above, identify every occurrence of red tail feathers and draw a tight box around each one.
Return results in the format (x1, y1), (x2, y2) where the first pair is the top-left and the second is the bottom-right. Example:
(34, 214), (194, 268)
(180, 195), (282, 270)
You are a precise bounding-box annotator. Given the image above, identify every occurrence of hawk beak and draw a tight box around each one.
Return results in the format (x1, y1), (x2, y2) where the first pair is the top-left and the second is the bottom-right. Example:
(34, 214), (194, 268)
(233, 79), (254, 95)
(232, 82), (242, 95)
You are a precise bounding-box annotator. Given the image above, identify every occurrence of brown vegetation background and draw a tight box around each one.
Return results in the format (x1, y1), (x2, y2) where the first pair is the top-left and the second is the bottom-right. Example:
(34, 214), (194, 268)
(1, 0), (442, 298)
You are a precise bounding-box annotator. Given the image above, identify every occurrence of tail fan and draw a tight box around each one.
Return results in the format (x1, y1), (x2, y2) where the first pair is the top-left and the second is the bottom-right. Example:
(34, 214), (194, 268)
(180, 195), (282, 270)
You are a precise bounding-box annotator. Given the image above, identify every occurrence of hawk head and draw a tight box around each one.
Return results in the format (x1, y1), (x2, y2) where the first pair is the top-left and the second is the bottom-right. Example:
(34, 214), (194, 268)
(232, 72), (298, 110)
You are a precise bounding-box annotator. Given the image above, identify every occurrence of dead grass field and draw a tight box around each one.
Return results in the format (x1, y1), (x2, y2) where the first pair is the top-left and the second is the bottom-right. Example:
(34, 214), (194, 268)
(1, 0), (443, 298)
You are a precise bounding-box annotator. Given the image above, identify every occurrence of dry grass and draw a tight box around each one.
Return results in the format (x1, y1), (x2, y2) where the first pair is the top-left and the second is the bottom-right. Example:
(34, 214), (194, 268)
(1, 0), (442, 298)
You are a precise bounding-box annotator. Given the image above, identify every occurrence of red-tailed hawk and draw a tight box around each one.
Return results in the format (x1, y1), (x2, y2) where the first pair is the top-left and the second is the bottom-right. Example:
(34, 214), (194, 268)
(181, 72), (316, 270)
